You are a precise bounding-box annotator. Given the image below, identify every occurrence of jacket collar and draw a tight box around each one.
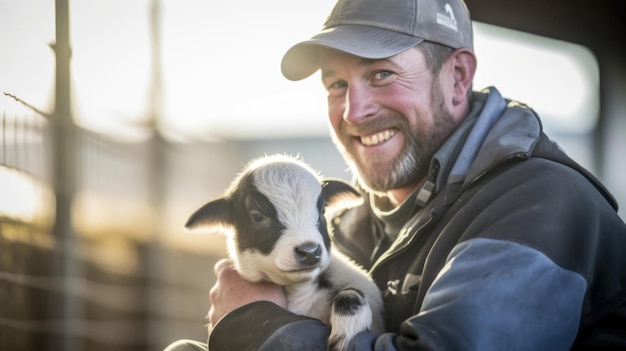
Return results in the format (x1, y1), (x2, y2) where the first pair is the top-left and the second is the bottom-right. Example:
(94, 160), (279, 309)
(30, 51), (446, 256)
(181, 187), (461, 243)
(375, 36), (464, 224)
(370, 87), (543, 224)
(462, 88), (542, 187)
(412, 86), (542, 207)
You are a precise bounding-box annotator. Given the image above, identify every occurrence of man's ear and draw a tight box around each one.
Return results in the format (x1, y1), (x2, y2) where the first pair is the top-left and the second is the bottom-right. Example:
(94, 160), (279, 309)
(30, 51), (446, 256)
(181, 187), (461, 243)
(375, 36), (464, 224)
(451, 48), (477, 107)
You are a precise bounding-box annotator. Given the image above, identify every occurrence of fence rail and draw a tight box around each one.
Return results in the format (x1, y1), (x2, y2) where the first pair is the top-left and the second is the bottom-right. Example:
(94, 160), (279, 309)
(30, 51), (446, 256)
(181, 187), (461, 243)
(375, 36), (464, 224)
(0, 110), (214, 351)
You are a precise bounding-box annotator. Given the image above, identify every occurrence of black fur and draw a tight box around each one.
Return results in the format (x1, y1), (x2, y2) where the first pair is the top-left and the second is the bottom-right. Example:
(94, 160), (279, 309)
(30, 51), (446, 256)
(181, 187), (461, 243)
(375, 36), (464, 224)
(185, 155), (384, 351)
(333, 288), (367, 316)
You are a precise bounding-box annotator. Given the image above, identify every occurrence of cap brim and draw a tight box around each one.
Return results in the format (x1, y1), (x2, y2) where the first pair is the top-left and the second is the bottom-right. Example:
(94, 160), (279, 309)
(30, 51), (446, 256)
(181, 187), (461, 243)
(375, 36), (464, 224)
(281, 25), (424, 81)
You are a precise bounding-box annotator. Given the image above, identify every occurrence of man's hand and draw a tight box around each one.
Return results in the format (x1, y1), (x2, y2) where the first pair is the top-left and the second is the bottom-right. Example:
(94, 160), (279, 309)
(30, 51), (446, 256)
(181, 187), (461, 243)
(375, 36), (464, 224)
(208, 258), (287, 328)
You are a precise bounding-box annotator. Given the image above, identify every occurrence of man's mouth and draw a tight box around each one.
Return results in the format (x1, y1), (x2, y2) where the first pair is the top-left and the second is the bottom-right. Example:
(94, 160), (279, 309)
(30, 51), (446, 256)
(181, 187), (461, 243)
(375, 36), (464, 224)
(360, 129), (397, 146)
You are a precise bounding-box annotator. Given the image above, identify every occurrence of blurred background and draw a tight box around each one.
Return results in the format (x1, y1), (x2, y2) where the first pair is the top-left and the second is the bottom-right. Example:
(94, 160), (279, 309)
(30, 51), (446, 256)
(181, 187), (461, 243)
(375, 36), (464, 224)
(1, 0), (624, 350)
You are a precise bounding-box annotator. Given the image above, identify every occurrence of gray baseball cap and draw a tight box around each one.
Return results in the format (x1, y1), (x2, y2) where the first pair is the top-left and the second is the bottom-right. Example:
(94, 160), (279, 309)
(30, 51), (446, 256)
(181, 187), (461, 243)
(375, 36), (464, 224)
(281, 0), (473, 81)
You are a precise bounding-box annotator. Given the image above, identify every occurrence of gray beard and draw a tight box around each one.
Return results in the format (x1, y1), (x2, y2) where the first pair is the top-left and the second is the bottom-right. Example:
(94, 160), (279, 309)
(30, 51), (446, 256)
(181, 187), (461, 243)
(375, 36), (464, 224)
(333, 80), (458, 194)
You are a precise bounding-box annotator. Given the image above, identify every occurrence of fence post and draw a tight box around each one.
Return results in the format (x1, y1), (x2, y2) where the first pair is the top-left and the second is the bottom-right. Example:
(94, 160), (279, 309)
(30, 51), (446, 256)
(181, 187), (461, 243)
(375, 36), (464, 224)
(48, 0), (80, 350)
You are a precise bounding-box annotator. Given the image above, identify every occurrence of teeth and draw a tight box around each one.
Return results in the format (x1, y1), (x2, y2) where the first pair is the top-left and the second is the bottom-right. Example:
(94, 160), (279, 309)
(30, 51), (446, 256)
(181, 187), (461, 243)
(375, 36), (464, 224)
(361, 129), (396, 146)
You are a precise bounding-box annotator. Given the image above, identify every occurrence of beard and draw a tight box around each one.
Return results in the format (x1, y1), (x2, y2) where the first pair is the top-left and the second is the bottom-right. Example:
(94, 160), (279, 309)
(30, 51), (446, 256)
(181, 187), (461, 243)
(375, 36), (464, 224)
(332, 80), (459, 194)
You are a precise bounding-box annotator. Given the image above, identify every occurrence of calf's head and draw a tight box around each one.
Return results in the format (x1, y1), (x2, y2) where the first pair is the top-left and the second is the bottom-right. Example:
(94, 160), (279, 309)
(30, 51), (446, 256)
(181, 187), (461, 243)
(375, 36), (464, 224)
(185, 155), (362, 286)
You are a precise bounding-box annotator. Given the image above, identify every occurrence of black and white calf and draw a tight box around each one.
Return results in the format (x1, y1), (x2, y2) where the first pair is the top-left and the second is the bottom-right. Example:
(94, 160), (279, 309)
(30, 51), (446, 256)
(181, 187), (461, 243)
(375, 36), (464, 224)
(185, 154), (384, 351)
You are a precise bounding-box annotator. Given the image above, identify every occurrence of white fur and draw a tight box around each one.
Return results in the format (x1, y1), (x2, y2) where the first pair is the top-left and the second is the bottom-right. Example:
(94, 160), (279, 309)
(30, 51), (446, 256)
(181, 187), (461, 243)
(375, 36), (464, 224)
(188, 155), (384, 351)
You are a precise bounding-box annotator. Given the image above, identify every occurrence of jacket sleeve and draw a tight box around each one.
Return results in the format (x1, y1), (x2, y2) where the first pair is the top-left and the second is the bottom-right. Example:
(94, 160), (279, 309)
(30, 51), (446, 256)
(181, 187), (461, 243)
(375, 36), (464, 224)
(349, 159), (607, 350)
(348, 238), (586, 351)
(209, 238), (586, 351)
(208, 301), (330, 351)
(211, 159), (615, 351)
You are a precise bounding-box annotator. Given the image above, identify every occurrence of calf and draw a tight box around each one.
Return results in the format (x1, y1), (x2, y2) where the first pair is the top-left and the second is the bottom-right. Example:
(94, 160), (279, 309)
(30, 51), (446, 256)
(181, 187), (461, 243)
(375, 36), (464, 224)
(185, 154), (384, 351)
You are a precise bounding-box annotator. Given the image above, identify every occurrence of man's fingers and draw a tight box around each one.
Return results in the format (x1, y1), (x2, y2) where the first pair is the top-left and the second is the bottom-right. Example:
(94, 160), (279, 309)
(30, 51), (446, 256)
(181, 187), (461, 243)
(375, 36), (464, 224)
(207, 305), (217, 327)
(213, 258), (234, 275)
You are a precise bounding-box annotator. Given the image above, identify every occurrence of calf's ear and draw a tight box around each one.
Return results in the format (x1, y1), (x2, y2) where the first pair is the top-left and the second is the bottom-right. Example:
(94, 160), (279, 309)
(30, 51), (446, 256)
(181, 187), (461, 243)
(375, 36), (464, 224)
(185, 197), (235, 232)
(321, 179), (363, 210)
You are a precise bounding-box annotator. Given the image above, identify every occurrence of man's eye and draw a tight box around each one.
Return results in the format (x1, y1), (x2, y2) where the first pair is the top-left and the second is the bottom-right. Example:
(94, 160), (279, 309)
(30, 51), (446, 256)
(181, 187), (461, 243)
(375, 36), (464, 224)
(373, 71), (392, 80)
(326, 80), (347, 93)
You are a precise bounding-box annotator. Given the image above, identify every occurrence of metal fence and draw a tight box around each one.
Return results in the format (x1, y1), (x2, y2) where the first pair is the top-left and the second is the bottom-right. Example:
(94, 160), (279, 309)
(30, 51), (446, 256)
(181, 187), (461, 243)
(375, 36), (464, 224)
(0, 110), (217, 351)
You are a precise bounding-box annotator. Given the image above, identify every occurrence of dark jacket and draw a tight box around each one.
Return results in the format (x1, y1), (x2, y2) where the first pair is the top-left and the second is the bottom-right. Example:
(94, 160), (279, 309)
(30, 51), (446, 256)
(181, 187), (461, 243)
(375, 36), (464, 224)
(209, 88), (626, 351)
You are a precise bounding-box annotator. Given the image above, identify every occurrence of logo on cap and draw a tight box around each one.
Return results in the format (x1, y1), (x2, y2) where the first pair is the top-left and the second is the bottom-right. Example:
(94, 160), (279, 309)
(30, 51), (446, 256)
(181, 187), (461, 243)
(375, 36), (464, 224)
(436, 4), (458, 32)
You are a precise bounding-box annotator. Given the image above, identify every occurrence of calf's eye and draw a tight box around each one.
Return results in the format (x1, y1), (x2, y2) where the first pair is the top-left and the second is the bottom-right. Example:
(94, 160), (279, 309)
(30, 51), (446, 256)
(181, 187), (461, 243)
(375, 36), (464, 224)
(249, 210), (265, 223)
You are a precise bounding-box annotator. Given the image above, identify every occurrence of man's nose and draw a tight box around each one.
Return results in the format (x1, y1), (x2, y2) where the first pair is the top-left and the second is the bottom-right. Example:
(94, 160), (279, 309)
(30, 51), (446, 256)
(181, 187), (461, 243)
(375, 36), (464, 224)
(343, 85), (376, 125)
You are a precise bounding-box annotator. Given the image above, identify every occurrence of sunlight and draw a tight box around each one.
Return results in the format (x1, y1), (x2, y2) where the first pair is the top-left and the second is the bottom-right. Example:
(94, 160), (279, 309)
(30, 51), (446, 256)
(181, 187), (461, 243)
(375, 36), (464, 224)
(156, 0), (334, 141)
(473, 22), (599, 134)
(0, 166), (55, 224)
(0, 0), (55, 117)
(69, 0), (153, 141)
(0, 1), (599, 142)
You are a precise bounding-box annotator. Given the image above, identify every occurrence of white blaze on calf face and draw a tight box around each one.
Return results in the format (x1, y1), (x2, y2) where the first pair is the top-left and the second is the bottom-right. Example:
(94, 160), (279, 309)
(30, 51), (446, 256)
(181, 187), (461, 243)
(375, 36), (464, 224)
(185, 154), (382, 349)
(184, 154), (361, 286)
(248, 160), (331, 284)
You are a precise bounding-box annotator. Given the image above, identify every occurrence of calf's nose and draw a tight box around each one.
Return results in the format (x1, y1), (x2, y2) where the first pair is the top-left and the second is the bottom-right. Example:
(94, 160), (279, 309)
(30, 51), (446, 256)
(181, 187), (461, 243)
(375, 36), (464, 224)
(294, 242), (322, 266)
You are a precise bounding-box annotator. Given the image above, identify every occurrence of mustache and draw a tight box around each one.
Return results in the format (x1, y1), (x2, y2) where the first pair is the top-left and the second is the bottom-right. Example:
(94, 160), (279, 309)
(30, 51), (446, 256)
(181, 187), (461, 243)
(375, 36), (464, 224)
(340, 114), (407, 136)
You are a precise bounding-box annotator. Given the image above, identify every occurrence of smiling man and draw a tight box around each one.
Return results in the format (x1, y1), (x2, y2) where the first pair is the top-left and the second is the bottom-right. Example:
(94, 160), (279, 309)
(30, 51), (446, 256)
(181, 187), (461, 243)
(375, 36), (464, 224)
(319, 45), (471, 205)
(165, 0), (626, 350)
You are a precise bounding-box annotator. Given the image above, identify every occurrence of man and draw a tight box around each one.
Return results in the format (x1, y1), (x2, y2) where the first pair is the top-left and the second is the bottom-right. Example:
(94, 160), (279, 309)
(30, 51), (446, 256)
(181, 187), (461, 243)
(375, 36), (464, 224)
(166, 0), (626, 349)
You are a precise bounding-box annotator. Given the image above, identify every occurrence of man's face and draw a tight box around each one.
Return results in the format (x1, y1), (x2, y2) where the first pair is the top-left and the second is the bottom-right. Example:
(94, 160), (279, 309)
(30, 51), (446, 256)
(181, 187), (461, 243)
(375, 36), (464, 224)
(319, 47), (459, 194)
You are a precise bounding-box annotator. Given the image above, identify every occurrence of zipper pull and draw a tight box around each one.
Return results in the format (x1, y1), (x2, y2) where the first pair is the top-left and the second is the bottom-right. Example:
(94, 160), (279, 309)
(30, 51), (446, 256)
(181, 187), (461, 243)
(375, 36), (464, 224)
(415, 180), (435, 207)
(386, 279), (400, 296)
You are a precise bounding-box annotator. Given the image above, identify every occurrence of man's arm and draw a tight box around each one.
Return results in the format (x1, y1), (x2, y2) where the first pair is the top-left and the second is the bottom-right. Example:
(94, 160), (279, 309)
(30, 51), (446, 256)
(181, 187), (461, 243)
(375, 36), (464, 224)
(348, 238), (585, 350)
(208, 160), (598, 351)
(208, 259), (331, 350)
(210, 302), (330, 351)
(209, 240), (586, 351)
(208, 259), (286, 327)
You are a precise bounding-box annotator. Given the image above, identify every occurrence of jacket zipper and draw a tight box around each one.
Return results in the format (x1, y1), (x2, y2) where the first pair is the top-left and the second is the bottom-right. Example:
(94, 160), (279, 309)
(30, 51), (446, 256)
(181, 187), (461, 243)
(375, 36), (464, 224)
(369, 153), (529, 278)
(368, 207), (437, 277)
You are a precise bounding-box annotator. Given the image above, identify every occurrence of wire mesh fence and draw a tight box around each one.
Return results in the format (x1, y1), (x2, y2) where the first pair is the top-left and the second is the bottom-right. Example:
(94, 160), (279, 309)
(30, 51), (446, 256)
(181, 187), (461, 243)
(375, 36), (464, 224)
(0, 111), (217, 351)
